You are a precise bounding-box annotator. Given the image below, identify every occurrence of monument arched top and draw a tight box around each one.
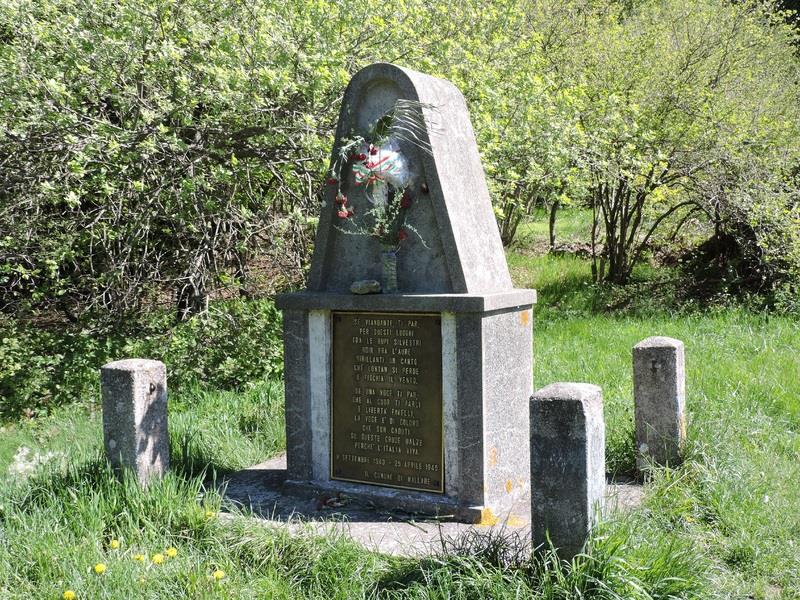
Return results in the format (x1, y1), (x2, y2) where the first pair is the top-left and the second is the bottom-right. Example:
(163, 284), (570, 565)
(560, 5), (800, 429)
(304, 62), (521, 297)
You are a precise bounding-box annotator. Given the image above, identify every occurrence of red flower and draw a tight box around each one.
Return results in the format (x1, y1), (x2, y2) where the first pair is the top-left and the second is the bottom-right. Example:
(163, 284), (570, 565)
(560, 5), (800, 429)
(335, 193), (347, 205)
(400, 192), (412, 209)
(327, 177), (337, 185)
(398, 228), (408, 241)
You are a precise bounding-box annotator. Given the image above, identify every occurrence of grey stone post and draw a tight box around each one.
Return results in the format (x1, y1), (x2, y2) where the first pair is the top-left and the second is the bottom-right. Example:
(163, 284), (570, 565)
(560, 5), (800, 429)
(101, 359), (169, 485)
(530, 383), (605, 560)
(633, 337), (686, 470)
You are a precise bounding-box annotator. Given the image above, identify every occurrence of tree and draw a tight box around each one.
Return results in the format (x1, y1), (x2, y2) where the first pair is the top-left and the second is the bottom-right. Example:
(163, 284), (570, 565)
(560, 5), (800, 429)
(569, 0), (800, 284)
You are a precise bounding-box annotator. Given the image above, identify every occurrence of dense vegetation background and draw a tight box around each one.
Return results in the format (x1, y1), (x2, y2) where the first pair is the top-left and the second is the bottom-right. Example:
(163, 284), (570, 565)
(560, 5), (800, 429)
(2, 0), (799, 314)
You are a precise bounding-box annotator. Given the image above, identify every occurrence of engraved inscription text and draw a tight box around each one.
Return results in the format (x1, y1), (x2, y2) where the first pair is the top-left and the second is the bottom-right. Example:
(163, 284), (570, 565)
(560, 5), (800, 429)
(331, 312), (443, 493)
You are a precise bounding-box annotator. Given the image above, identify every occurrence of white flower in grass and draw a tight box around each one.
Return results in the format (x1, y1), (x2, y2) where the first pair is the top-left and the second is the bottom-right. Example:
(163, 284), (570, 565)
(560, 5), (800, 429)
(7, 446), (64, 478)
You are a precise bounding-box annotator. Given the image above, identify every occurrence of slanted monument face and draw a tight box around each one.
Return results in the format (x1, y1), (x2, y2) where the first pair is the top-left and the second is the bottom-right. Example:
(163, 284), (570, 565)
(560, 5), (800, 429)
(277, 63), (536, 523)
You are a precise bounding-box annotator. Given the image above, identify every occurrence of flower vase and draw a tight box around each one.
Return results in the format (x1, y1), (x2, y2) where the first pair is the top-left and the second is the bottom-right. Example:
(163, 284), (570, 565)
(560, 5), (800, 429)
(381, 246), (398, 293)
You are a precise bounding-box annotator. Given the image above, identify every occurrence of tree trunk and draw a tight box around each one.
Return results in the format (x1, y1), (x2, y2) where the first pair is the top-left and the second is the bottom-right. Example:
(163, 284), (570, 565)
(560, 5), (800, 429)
(176, 281), (208, 322)
(548, 199), (560, 253)
(714, 203), (724, 272)
(591, 190), (600, 281)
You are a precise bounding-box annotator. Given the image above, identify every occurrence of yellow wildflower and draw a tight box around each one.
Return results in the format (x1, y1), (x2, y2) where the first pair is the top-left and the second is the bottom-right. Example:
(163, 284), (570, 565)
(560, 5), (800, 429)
(110, 539), (120, 550)
(63, 591), (76, 600)
(94, 563), (107, 574)
(205, 510), (216, 520)
(212, 569), (226, 581)
(152, 553), (165, 565)
(134, 553), (145, 562)
(166, 546), (178, 558)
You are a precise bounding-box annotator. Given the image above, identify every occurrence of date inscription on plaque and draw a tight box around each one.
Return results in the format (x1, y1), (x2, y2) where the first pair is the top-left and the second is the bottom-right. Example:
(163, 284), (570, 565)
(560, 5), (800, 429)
(331, 312), (443, 493)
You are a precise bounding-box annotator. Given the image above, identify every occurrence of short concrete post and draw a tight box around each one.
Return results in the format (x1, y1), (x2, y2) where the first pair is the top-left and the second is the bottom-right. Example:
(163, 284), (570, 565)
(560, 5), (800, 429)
(633, 337), (686, 470)
(530, 383), (605, 560)
(101, 359), (169, 485)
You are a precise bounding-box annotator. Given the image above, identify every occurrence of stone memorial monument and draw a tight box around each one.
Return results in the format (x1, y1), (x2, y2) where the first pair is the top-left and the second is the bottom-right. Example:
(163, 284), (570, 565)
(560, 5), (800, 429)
(276, 63), (536, 524)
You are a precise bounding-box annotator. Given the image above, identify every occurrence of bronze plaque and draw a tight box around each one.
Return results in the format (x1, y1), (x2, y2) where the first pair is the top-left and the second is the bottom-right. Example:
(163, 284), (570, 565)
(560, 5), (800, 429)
(331, 312), (443, 493)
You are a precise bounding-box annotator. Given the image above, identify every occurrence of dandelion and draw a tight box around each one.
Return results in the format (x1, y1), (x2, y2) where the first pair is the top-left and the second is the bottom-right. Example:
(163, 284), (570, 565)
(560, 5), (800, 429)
(212, 569), (226, 581)
(166, 546), (177, 558)
(134, 553), (145, 562)
(109, 539), (120, 550)
(94, 563), (106, 574)
(152, 553), (165, 565)
(63, 591), (76, 600)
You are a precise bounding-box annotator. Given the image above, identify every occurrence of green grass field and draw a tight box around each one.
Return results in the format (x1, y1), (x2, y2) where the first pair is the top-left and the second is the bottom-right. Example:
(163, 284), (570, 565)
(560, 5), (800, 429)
(1, 214), (799, 598)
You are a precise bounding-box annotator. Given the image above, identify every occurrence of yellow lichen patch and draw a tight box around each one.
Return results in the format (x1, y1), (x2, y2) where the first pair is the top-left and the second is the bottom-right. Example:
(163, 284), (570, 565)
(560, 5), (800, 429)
(505, 479), (513, 493)
(505, 514), (527, 528)
(488, 447), (498, 467)
(520, 310), (530, 326)
(476, 507), (498, 527)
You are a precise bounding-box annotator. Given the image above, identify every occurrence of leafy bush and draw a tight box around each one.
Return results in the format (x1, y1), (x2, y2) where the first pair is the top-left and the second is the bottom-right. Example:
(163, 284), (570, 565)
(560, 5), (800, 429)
(134, 299), (284, 392)
(0, 299), (283, 420)
(0, 0), (345, 320)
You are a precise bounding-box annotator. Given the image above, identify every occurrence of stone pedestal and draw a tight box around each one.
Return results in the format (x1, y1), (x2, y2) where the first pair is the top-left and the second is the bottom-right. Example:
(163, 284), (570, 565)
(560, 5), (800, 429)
(100, 359), (169, 485)
(633, 336), (686, 469)
(278, 293), (535, 522)
(277, 63), (535, 524)
(530, 383), (605, 559)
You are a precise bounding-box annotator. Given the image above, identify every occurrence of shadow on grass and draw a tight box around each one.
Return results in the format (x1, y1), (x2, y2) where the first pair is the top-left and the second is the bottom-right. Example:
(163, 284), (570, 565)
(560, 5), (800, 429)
(7, 436), (226, 517)
(373, 528), (532, 594)
(535, 266), (707, 318)
(535, 270), (605, 313)
(374, 521), (708, 597)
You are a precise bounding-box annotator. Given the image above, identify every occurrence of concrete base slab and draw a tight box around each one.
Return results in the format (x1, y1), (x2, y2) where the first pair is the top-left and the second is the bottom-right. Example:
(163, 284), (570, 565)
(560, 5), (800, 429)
(282, 479), (484, 523)
(218, 454), (643, 557)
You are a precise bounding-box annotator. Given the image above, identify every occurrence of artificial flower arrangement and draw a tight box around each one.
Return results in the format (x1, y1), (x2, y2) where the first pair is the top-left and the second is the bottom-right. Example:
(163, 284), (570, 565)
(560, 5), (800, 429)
(327, 100), (433, 291)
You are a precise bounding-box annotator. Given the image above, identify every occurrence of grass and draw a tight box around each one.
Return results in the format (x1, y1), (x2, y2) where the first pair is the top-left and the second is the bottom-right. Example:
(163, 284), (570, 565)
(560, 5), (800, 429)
(513, 207), (593, 250)
(1, 209), (799, 598)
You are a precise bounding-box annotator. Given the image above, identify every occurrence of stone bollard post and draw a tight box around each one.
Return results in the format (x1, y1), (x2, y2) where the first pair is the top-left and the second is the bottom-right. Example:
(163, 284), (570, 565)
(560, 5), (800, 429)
(530, 383), (605, 560)
(633, 337), (686, 470)
(101, 359), (169, 485)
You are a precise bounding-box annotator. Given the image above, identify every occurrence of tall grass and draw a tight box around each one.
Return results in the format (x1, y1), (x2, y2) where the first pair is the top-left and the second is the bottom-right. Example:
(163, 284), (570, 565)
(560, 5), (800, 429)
(507, 226), (800, 598)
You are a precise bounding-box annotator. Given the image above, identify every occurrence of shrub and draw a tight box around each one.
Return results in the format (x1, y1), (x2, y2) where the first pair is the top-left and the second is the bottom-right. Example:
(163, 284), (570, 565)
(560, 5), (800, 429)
(0, 298), (283, 419)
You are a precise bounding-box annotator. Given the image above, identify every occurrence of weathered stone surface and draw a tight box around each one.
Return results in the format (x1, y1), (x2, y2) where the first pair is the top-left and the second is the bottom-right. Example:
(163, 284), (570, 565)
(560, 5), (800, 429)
(282, 311), (312, 481)
(308, 63), (512, 294)
(349, 279), (381, 294)
(101, 359), (169, 485)
(220, 453), (642, 559)
(277, 289), (536, 313)
(633, 336), (686, 469)
(468, 308), (533, 524)
(530, 383), (605, 560)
